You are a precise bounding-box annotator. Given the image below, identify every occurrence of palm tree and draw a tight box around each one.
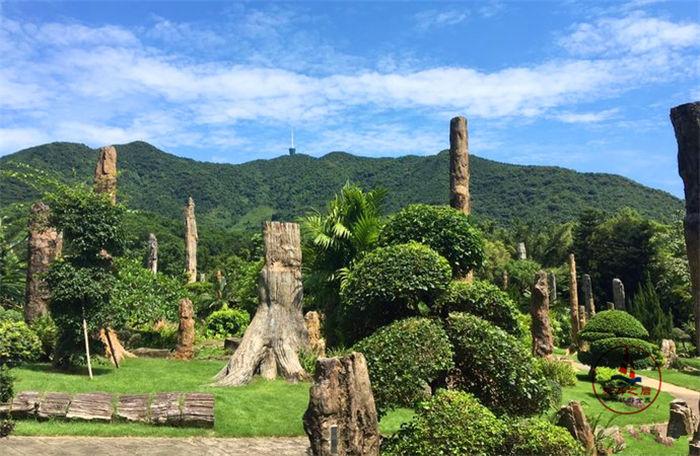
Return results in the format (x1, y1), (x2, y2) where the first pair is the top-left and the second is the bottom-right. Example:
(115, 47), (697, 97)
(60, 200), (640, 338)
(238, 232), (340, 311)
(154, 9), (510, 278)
(301, 183), (386, 345)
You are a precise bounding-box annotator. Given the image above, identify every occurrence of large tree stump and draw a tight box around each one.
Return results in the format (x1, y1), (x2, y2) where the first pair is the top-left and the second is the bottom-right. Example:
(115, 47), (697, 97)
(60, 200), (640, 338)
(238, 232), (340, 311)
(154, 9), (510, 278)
(99, 328), (136, 366)
(672, 101), (700, 355)
(184, 197), (198, 284)
(557, 401), (595, 454)
(214, 222), (309, 386)
(173, 298), (195, 360)
(531, 271), (554, 358)
(568, 254), (580, 346)
(94, 145), (117, 203)
(24, 201), (63, 323)
(303, 352), (380, 456)
(449, 116), (470, 214)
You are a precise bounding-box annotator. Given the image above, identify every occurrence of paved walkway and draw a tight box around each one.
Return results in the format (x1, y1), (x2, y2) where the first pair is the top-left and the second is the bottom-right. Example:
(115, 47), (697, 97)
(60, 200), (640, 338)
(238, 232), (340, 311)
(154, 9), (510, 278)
(0, 436), (310, 456)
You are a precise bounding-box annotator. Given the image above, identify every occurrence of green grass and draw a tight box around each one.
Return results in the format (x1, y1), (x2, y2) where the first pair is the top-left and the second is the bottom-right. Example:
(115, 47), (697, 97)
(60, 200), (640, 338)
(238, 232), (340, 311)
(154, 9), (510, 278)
(11, 358), (411, 437)
(620, 431), (688, 455)
(644, 367), (700, 392)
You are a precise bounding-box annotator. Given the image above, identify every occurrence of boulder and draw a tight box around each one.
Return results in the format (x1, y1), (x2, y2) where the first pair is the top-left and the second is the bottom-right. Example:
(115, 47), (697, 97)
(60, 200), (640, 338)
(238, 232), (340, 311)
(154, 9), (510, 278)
(667, 398), (698, 438)
(556, 400), (595, 453)
(660, 339), (678, 368)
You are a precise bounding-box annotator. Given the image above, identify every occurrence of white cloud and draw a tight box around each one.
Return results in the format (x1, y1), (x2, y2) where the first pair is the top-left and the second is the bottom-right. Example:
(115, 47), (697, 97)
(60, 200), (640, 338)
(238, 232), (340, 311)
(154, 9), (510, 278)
(554, 108), (619, 124)
(415, 9), (469, 31)
(0, 128), (50, 155)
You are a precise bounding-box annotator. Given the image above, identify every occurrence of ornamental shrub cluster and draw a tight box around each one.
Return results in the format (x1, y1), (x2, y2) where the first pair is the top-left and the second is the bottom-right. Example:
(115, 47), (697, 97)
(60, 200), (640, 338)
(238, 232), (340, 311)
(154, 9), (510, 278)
(434, 280), (520, 335)
(379, 204), (484, 277)
(0, 320), (41, 366)
(446, 312), (554, 416)
(501, 417), (585, 456)
(205, 307), (250, 338)
(340, 242), (451, 343)
(0, 365), (14, 438)
(353, 318), (453, 416)
(535, 358), (577, 387)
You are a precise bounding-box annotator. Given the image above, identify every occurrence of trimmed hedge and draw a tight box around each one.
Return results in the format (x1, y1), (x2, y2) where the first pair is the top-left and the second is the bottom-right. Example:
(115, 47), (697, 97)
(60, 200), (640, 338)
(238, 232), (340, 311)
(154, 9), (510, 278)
(446, 312), (554, 416)
(579, 337), (662, 369)
(0, 320), (41, 366)
(502, 418), (585, 456)
(340, 242), (452, 343)
(379, 204), (484, 277)
(434, 280), (521, 335)
(382, 390), (505, 456)
(353, 318), (454, 416)
(579, 310), (649, 341)
(205, 307), (250, 338)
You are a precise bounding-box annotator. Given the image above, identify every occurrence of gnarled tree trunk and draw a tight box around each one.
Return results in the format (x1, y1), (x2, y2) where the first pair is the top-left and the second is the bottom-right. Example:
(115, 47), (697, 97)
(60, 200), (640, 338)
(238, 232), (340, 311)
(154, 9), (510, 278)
(214, 221), (308, 386)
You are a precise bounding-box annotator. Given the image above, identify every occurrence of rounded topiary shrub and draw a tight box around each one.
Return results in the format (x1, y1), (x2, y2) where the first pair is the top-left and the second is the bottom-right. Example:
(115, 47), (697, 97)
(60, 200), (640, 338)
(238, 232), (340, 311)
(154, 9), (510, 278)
(446, 312), (554, 416)
(434, 280), (521, 335)
(353, 317), (454, 416)
(340, 242), (452, 343)
(579, 310), (649, 341)
(205, 307), (250, 338)
(379, 204), (484, 277)
(0, 320), (41, 366)
(502, 418), (584, 456)
(382, 389), (505, 456)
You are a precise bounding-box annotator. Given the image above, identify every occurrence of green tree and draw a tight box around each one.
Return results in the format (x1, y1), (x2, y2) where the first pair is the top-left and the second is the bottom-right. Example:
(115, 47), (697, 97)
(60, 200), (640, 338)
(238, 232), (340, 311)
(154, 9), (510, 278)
(628, 276), (673, 342)
(0, 217), (25, 309)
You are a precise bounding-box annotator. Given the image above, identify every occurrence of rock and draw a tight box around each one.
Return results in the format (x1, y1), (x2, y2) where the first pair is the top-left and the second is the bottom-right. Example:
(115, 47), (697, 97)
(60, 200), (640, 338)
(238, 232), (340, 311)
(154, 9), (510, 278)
(224, 337), (242, 354)
(667, 398), (698, 438)
(147, 233), (158, 274)
(582, 274), (595, 317)
(612, 278), (626, 310)
(623, 397), (645, 409)
(149, 393), (181, 425)
(530, 270), (554, 358)
(568, 254), (580, 343)
(181, 393), (215, 428)
(24, 201), (62, 323)
(516, 242), (527, 260)
(116, 394), (149, 422)
(37, 392), (71, 420)
(556, 400), (595, 453)
(305, 311), (326, 358)
(184, 197), (198, 284)
(66, 392), (112, 421)
(660, 339), (678, 368)
(303, 352), (380, 456)
(131, 347), (171, 358)
(449, 116), (470, 214)
(94, 145), (118, 203)
(173, 298), (195, 360)
(549, 272), (557, 303)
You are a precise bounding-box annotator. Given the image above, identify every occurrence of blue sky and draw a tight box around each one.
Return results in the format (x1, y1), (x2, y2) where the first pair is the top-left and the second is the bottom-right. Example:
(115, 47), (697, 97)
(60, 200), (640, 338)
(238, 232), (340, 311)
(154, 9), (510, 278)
(1, 1), (698, 197)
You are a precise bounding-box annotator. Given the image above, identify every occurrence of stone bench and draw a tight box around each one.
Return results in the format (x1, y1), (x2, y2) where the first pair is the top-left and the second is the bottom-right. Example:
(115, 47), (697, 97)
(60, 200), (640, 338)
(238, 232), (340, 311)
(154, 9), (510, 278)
(0, 391), (214, 428)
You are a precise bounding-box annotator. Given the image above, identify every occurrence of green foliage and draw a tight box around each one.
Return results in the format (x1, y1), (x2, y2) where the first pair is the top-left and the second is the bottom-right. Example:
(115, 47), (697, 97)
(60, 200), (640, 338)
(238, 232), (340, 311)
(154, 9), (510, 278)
(579, 310), (649, 341)
(205, 307), (250, 338)
(479, 238), (511, 285)
(0, 308), (22, 322)
(30, 315), (58, 361)
(628, 277), (673, 342)
(445, 312), (554, 416)
(505, 259), (542, 309)
(0, 320), (41, 365)
(340, 242), (452, 343)
(130, 323), (178, 349)
(551, 303), (573, 348)
(580, 337), (662, 369)
(593, 366), (619, 386)
(382, 390), (506, 456)
(0, 365), (14, 402)
(502, 417), (584, 456)
(353, 318), (454, 416)
(434, 279), (520, 335)
(0, 217), (25, 309)
(535, 358), (577, 387)
(379, 204), (484, 277)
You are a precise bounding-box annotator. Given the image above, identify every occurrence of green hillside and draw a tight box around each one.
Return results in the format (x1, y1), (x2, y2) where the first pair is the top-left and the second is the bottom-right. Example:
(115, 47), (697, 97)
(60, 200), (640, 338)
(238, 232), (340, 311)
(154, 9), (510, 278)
(0, 141), (682, 228)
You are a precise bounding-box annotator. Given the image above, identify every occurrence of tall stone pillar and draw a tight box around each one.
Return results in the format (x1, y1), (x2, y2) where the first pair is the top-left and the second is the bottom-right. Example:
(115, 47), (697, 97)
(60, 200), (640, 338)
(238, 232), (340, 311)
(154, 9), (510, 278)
(173, 298), (195, 360)
(568, 254), (580, 342)
(671, 101), (700, 355)
(147, 233), (158, 275)
(612, 278), (625, 310)
(582, 274), (595, 318)
(94, 145), (118, 203)
(549, 272), (557, 304)
(184, 197), (198, 284)
(516, 242), (527, 260)
(578, 305), (587, 328)
(449, 116), (470, 214)
(531, 271), (554, 358)
(24, 201), (63, 323)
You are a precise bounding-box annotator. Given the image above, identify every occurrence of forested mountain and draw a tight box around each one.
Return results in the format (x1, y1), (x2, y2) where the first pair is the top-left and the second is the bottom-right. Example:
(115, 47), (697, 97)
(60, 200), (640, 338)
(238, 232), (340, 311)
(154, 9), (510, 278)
(0, 141), (682, 229)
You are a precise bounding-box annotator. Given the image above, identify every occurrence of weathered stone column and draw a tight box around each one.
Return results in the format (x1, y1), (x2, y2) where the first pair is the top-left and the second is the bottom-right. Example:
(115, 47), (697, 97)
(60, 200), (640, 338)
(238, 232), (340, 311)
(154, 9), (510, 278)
(556, 401), (595, 454)
(578, 305), (587, 328)
(303, 352), (380, 456)
(147, 233), (158, 275)
(549, 272), (557, 304)
(531, 271), (554, 358)
(173, 298), (195, 360)
(449, 116), (470, 214)
(612, 278), (625, 310)
(568, 254), (580, 343)
(94, 145), (117, 203)
(671, 101), (700, 355)
(516, 242), (527, 260)
(582, 274), (595, 317)
(184, 197), (198, 284)
(24, 201), (63, 323)
(305, 311), (326, 358)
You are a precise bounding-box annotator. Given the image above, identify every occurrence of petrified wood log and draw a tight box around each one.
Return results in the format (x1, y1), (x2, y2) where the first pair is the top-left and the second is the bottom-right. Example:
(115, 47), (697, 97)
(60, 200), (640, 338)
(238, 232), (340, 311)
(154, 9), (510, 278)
(149, 392), (181, 425)
(184, 197), (198, 284)
(181, 393), (215, 428)
(66, 392), (112, 421)
(94, 145), (118, 203)
(531, 270), (554, 358)
(557, 400), (595, 453)
(37, 392), (71, 420)
(173, 298), (195, 360)
(568, 254), (580, 345)
(449, 116), (470, 214)
(8, 392), (39, 418)
(116, 394), (149, 422)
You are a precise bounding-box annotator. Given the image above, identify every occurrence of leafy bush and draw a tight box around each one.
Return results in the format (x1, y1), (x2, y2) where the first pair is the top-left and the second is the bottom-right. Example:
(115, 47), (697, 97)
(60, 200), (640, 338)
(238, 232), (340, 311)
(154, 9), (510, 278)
(593, 366), (619, 386)
(0, 320), (41, 365)
(502, 418), (584, 456)
(353, 318), (454, 416)
(505, 259), (542, 309)
(0, 365), (13, 402)
(535, 358), (577, 387)
(446, 312), (554, 416)
(0, 308), (22, 322)
(434, 280), (520, 335)
(132, 322), (178, 349)
(379, 204), (484, 277)
(579, 337), (662, 369)
(205, 307), (250, 338)
(579, 310), (649, 341)
(382, 390), (505, 456)
(30, 315), (58, 361)
(340, 242), (452, 343)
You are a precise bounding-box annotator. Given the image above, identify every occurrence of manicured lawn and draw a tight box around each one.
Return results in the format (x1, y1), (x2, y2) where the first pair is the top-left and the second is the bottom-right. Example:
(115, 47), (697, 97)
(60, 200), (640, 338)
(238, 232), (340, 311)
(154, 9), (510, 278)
(645, 367), (700, 392)
(11, 358), (411, 437)
(622, 432), (688, 455)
